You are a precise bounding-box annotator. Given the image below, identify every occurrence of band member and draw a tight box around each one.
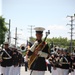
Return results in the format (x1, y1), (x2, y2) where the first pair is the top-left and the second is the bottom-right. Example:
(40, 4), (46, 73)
(18, 49), (23, 75)
(10, 44), (22, 75)
(24, 41), (33, 71)
(49, 53), (58, 75)
(0, 46), (3, 75)
(70, 52), (75, 75)
(60, 48), (71, 75)
(24, 53), (28, 71)
(45, 58), (51, 73)
(27, 27), (50, 75)
(0, 42), (13, 75)
(56, 48), (63, 75)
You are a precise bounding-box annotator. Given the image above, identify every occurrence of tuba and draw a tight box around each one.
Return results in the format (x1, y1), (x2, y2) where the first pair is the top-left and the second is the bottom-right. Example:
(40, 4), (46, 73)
(28, 30), (50, 69)
(20, 44), (26, 52)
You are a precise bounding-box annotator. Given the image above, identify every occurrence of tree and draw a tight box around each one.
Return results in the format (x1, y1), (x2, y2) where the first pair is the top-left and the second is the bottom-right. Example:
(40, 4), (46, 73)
(0, 16), (8, 45)
(46, 37), (75, 47)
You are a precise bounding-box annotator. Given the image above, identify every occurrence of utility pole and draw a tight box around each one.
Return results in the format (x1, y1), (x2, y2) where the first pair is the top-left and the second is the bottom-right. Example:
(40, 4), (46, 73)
(67, 14), (75, 53)
(28, 25), (34, 42)
(28, 25), (34, 38)
(14, 27), (17, 47)
(7, 19), (11, 44)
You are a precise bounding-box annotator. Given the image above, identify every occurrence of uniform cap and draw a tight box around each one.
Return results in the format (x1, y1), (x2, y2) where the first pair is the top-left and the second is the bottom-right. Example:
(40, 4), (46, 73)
(10, 44), (16, 48)
(59, 48), (63, 51)
(63, 48), (67, 52)
(4, 41), (9, 45)
(34, 27), (45, 34)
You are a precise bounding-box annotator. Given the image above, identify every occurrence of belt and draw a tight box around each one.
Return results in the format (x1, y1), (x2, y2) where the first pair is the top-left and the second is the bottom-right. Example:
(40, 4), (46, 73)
(60, 62), (70, 64)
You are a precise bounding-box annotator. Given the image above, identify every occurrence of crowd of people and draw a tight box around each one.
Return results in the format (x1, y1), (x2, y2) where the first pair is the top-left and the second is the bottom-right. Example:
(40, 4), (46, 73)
(48, 47), (75, 75)
(25, 27), (75, 75)
(0, 42), (23, 75)
(0, 27), (75, 75)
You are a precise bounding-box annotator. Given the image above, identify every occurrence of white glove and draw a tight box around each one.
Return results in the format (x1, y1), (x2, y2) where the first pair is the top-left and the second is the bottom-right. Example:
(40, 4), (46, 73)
(38, 51), (48, 58)
(30, 41), (38, 52)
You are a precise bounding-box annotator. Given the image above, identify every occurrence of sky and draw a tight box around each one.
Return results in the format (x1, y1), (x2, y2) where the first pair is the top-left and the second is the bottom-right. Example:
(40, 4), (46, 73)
(1, 0), (75, 45)
(0, 0), (2, 15)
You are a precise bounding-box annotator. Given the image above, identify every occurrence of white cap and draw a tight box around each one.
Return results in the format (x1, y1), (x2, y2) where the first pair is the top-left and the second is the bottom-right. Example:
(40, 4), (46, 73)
(34, 27), (45, 34)
(4, 41), (9, 45)
(10, 44), (16, 48)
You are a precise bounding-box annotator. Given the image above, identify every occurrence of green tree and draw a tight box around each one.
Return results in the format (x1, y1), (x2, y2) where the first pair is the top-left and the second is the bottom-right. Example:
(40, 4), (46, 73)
(0, 16), (8, 45)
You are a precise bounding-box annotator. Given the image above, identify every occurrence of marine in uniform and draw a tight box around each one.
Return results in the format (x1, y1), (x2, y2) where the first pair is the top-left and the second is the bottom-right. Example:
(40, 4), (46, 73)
(56, 48), (63, 75)
(70, 51), (75, 75)
(59, 48), (71, 75)
(0, 46), (3, 75)
(10, 44), (22, 75)
(27, 27), (50, 75)
(0, 42), (13, 75)
(24, 54), (28, 71)
(49, 52), (58, 75)
(17, 49), (23, 75)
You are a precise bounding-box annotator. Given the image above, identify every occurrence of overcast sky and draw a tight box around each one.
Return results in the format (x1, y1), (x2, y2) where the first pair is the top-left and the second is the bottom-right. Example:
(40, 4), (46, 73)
(0, 0), (2, 15)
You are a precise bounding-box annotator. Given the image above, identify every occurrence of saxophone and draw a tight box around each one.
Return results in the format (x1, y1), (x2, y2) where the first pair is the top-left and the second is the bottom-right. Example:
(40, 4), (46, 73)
(28, 30), (50, 69)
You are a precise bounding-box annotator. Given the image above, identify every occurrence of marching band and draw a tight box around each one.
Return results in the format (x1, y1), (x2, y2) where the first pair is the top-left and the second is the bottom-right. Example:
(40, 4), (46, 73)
(48, 47), (75, 75)
(0, 27), (75, 75)
(0, 42), (23, 75)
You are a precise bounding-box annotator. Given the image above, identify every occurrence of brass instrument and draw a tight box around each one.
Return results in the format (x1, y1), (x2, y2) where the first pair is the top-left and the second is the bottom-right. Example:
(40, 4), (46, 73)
(28, 30), (50, 69)
(20, 44), (26, 52)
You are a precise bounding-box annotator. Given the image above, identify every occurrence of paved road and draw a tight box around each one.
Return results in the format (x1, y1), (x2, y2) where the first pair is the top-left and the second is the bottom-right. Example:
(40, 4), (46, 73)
(0, 66), (71, 75)
(20, 66), (51, 75)
(20, 66), (71, 75)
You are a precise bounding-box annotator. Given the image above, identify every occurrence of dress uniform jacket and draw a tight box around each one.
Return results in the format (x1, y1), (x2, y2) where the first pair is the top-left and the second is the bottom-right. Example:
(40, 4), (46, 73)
(60, 55), (71, 69)
(18, 51), (23, 67)
(28, 40), (49, 71)
(12, 50), (19, 66)
(70, 56), (75, 70)
(1, 48), (13, 67)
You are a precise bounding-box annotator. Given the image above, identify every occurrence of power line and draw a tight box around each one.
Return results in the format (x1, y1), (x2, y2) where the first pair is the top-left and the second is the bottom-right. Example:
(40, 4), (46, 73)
(27, 25), (35, 43)
(13, 27), (17, 47)
(28, 25), (35, 38)
(6, 19), (11, 44)
(67, 14), (75, 53)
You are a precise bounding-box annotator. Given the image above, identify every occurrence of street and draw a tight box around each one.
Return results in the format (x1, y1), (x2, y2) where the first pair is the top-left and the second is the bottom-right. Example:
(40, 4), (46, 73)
(0, 66), (71, 75)
(20, 66), (71, 75)
(20, 66), (51, 75)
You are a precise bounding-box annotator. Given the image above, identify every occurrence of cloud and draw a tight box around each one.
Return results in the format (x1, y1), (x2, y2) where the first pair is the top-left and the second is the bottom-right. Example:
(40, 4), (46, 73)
(46, 25), (66, 30)
(44, 24), (71, 39)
